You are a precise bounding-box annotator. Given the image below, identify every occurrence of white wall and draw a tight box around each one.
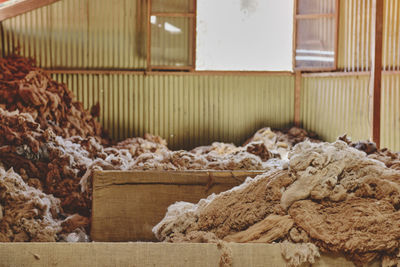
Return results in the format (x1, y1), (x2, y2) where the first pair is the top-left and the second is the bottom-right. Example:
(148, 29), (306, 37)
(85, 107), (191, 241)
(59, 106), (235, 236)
(196, 0), (294, 71)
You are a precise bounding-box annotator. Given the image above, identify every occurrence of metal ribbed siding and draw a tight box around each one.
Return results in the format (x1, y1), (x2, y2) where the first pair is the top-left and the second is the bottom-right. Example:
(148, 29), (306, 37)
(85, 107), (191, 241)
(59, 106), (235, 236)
(381, 73), (400, 150)
(301, 75), (370, 142)
(382, 0), (400, 71)
(338, 0), (372, 71)
(338, 0), (400, 71)
(51, 74), (294, 150)
(0, 0), (146, 69)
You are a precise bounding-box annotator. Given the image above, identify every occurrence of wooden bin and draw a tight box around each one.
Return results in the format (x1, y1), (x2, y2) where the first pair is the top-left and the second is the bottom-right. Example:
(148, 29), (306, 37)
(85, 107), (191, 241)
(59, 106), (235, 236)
(0, 243), (379, 267)
(91, 170), (264, 242)
(0, 170), (380, 267)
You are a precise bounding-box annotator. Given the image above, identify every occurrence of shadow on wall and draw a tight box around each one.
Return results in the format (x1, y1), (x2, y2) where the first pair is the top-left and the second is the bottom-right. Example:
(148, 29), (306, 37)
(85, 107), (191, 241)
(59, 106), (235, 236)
(115, 121), (295, 151)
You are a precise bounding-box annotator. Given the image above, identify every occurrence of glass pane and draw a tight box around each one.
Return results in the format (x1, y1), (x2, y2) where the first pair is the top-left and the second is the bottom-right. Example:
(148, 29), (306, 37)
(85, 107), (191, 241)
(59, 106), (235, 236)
(298, 0), (335, 14)
(150, 16), (193, 67)
(296, 18), (335, 69)
(152, 0), (194, 13)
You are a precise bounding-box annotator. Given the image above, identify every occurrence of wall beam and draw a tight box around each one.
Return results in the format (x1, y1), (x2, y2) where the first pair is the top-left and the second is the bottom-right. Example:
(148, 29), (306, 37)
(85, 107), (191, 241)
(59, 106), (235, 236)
(370, 0), (384, 148)
(0, 0), (60, 21)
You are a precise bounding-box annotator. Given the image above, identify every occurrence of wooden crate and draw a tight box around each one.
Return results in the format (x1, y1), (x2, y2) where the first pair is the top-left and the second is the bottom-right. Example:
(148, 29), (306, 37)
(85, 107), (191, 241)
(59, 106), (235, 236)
(91, 170), (264, 242)
(0, 243), (379, 267)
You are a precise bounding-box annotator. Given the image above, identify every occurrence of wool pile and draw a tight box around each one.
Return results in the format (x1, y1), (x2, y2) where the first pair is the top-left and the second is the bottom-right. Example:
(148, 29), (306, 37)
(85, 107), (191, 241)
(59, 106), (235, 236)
(243, 126), (320, 159)
(0, 107), (305, 219)
(0, 164), (61, 242)
(0, 54), (321, 244)
(153, 140), (400, 266)
(340, 135), (400, 171)
(0, 105), (318, 242)
(0, 54), (107, 143)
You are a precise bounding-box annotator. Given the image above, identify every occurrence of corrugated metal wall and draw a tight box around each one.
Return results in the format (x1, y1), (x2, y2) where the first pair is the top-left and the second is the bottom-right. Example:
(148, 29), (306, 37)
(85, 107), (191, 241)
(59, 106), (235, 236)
(338, 0), (400, 71)
(337, 0), (372, 71)
(0, 0), (147, 69)
(301, 74), (370, 142)
(0, 0), (295, 149)
(304, 0), (400, 151)
(51, 73), (294, 149)
(1, 0), (400, 151)
(381, 73), (400, 151)
(382, 0), (400, 71)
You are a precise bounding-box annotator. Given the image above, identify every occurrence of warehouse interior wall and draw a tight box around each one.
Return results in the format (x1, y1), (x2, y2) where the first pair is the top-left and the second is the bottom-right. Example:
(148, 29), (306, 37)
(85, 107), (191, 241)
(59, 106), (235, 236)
(51, 73), (294, 149)
(301, 74), (371, 142)
(303, 0), (400, 150)
(0, 0), (399, 150)
(0, 0), (294, 149)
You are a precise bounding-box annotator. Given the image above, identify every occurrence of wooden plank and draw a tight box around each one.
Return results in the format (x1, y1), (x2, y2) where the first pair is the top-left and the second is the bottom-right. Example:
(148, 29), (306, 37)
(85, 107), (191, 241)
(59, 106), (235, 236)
(0, 0), (60, 21)
(146, 0), (152, 71)
(370, 0), (384, 148)
(44, 68), (400, 77)
(0, 243), (380, 267)
(45, 69), (146, 75)
(295, 13), (335, 19)
(45, 69), (295, 76)
(191, 0), (196, 71)
(292, 0), (297, 71)
(150, 12), (195, 17)
(148, 65), (193, 70)
(302, 71), (371, 77)
(158, 70), (294, 76)
(91, 171), (264, 242)
(294, 70), (301, 126)
(334, 0), (340, 70)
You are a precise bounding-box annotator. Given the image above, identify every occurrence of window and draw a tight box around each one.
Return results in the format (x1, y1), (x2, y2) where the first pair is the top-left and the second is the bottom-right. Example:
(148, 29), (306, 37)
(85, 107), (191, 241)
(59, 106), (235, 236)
(196, 0), (294, 71)
(146, 0), (338, 72)
(294, 0), (339, 70)
(147, 0), (196, 71)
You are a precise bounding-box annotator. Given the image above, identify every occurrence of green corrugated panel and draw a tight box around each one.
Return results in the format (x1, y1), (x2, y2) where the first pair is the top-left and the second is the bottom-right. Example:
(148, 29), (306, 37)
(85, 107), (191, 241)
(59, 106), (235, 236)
(0, 0), (146, 69)
(337, 0), (400, 71)
(381, 73), (400, 151)
(51, 73), (294, 150)
(382, 0), (400, 71)
(337, 0), (372, 71)
(301, 75), (370, 142)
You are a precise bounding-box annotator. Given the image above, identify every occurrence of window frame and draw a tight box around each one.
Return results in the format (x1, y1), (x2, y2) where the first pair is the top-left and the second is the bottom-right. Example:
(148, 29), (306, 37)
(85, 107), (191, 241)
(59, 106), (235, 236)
(293, 0), (340, 72)
(146, 0), (341, 73)
(146, 0), (197, 71)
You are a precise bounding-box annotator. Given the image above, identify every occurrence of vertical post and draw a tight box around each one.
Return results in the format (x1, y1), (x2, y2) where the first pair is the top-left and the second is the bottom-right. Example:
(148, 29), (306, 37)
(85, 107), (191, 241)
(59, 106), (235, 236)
(292, 0), (297, 71)
(191, 0), (196, 71)
(294, 70), (301, 127)
(146, 0), (152, 71)
(292, 0), (300, 127)
(370, 0), (383, 148)
(333, 0), (340, 69)
(0, 22), (5, 58)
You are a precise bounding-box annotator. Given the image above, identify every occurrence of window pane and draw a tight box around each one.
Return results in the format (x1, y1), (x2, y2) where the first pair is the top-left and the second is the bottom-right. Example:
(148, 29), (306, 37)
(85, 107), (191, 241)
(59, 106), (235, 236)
(151, 0), (194, 13)
(297, 0), (335, 14)
(150, 16), (193, 67)
(196, 0), (294, 71)
(296, 18), (335, 69)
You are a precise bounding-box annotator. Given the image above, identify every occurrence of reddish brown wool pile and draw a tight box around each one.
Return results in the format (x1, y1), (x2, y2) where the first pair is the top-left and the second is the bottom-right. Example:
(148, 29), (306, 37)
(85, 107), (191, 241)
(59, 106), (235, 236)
(0, 54), (321, 242)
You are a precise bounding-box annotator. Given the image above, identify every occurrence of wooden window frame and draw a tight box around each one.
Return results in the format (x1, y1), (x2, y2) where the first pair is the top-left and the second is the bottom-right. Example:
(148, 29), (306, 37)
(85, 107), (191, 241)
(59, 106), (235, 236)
(146, 0), (197, 72)
(293, 0), (340, 72)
